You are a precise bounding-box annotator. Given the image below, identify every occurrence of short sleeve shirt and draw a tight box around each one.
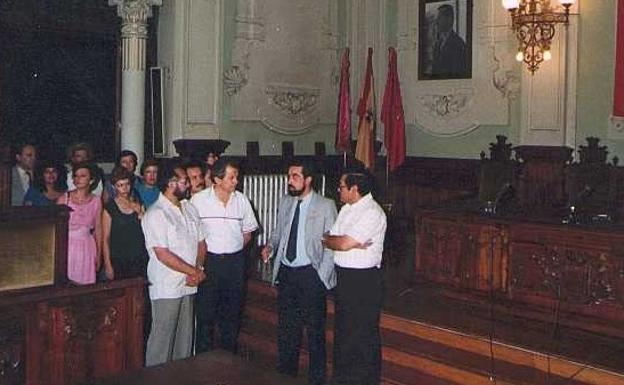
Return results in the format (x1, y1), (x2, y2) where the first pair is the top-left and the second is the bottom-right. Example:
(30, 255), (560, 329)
(331, 194), (387, 269)
(190, 187), (258, 254)
(142, 194), (205, 299)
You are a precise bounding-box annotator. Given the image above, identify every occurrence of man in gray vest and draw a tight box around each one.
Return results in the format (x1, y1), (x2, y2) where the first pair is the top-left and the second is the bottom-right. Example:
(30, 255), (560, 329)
(261, 160), (337, 385)
(11, 143), (37, 206)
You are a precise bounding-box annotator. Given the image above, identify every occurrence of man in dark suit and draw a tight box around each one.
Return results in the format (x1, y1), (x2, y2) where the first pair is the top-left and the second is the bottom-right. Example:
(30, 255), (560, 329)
(11, 143), (37, 206)
(432, 4), (467, 77)
(261, 160), (337, 385)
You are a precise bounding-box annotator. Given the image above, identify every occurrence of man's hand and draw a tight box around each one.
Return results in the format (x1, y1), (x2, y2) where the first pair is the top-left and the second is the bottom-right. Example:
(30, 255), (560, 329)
(356, 239), (373, 249)
(260, 245), (272, 264)
(185, 268), (206, 287)
(322, 232), (370, 251)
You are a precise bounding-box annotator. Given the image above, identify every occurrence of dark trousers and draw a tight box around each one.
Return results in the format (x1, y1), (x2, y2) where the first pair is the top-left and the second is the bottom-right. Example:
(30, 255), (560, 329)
(277, 264), (327, 385)
(195, 250), (245, 353)
(332, 266), (382, 385)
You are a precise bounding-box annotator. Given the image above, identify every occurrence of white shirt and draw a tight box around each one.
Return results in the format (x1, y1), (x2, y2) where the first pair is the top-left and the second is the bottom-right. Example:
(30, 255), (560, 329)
(191, 187), (259, 254)
(15, 165), (30, 193)
(67, 169), (103, 196)
(331, 194), (387, 269)
(142, 194), (205, 300)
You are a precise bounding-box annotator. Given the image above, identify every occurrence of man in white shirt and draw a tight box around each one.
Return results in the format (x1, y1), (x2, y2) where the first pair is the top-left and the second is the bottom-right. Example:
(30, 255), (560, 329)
(190, 159), (258, 353)
(11, 143), (37, 206)
(142, 163), (206, 366)
(323, 170), (387, 385)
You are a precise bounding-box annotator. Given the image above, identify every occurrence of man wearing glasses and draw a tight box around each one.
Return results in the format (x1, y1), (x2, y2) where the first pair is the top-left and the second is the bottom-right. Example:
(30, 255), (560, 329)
(323, 169), (387, 385)
(191, 159), (258, 353)
(142, 162), (206, 366)
(260, 160), (337, 385)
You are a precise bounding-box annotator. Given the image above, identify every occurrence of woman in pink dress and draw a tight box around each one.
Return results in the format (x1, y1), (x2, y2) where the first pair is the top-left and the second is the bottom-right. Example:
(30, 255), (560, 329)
(57, 163), (102, 285)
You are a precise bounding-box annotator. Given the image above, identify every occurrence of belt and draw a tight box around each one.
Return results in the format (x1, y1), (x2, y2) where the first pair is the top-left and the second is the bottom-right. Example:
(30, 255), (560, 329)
(207, 250), (243, 259)
(281, 263), (313, 271)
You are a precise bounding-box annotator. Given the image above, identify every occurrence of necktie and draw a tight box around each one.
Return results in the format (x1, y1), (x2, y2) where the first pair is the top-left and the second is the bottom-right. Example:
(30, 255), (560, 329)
(285, 200), (302, 262)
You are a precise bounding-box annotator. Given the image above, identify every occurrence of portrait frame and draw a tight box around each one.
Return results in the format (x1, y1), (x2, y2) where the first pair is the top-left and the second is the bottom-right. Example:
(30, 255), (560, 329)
(418, 0), (473, 80)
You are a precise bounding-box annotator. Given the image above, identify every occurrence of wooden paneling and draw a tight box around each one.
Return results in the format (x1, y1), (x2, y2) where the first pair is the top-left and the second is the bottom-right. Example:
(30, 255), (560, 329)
(0, 278), (145, 385)
(416, 214), (507, 292)
(415, 210), (624, 338)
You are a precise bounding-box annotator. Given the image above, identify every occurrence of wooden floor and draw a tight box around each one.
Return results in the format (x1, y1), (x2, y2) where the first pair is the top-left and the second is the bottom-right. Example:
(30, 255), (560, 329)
(240, 258), (624, 385)
(380, 258), (624, 374)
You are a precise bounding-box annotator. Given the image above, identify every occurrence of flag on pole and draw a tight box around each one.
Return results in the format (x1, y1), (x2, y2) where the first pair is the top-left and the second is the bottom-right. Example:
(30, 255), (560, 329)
(381, 47), (406, 172)
(355, 47), (376, 170)
(335, 48), (352, 154)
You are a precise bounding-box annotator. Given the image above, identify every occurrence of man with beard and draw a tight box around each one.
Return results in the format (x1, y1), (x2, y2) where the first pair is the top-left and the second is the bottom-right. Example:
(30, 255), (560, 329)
(261, 160), (337, 385)
(142, 162), (206, 366)
(185, 160), (206, 196)
(191, 159), (258, 353)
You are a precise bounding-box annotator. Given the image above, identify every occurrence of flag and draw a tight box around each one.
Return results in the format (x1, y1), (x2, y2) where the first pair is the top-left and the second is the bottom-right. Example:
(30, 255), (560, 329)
(335, 48), (352, 153)
(355, 47), (376, 170)
(381, 47), (406, 172)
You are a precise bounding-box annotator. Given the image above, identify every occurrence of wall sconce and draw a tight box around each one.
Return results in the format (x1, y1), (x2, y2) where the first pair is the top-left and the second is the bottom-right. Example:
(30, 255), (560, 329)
(502, 0), (574, 73)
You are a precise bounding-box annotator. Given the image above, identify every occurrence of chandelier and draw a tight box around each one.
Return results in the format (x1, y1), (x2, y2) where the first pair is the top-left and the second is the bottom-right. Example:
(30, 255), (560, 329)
(502, 0), (574, 73)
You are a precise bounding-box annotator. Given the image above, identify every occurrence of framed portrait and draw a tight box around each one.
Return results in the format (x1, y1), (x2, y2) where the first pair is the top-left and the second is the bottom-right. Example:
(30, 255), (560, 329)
(418, 0), (473, 80)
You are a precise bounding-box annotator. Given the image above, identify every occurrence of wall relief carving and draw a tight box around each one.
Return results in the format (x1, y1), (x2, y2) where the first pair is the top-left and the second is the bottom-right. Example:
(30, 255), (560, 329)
(265, 85), (318, 116)
(420, 93), (471, 118)
(223, 66), (248, 96)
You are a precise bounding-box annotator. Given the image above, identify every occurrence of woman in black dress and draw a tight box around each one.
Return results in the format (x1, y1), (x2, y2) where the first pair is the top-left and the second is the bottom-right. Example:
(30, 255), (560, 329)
(102, 166), (147, 280)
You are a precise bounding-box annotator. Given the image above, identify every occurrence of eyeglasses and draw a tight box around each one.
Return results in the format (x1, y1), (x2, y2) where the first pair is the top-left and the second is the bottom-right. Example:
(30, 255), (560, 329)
(337, 184), (348, 192)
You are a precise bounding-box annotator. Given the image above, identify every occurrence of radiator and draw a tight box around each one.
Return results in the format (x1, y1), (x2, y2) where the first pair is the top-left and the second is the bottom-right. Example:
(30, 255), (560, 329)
(243, 174), (326, 281)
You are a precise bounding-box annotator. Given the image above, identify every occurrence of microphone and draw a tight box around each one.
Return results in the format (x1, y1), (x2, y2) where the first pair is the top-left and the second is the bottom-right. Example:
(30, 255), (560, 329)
(575, 184), (593, 205)
(493, 183), (514, 213)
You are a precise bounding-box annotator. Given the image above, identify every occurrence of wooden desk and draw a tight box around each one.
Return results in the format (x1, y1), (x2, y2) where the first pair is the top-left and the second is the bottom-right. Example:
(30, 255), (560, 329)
(91, 350), (306, 385)
(415, 209), (624, 338)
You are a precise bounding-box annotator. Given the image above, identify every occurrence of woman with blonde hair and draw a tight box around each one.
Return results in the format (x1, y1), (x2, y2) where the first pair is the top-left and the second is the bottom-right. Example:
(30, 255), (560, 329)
(57, 162), (102, 285)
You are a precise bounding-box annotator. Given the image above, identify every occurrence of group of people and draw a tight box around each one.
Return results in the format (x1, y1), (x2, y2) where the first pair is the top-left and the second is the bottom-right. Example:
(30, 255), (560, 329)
(10, 142), (388, 385)
(11, 143), (162, 284)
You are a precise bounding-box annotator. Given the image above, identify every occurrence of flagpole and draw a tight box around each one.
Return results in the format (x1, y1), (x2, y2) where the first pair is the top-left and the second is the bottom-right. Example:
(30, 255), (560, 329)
(385, 151), (390, 200)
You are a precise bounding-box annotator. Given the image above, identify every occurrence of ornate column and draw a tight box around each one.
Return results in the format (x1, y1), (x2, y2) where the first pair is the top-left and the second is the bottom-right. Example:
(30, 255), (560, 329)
(109, 0), (161, 165)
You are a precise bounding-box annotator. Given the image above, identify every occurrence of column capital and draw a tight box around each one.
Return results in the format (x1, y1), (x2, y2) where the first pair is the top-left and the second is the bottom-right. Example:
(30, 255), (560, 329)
(109, 0), (162, 39)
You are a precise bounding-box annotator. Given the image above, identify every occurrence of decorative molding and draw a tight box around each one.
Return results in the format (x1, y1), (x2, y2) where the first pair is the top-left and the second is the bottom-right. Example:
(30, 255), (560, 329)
(109, 0), (161, 38)
(259, 84), (320, 135)
(265, 85), (319, 116)
(109, 0), (161, 70)
(235, 15), (266, 41)
(420, 93), (472, 118)
(229, 0), (338, 129)
(235, 0), (265, 41)
(518, 246), (622, 306)
(491, 45), (520, 100)
(608, 115), (624, 140)
(63, 306), (119, 341)
(223, 66), (248, 96)
(183, 0), (222, 128)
